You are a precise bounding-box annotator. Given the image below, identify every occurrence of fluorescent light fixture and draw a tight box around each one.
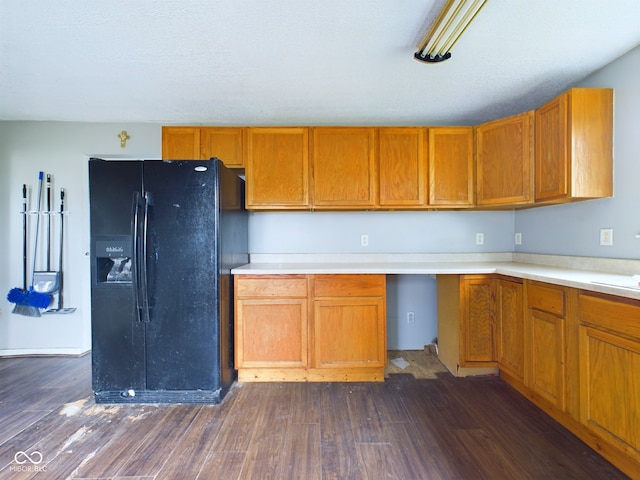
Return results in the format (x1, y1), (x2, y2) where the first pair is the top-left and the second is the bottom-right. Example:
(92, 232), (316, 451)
(414, 0), (487, 63)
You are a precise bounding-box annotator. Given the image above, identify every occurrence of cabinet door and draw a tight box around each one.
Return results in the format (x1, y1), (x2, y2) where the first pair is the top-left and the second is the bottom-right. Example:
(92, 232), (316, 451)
(161, 127), (200, 160)
(496, 278), (524, 380)
(245, 127), (310, 209)
(460, 276), (495, 365)
(313, 274), (386, 369)
(579, 293), (640, 464)
(476, 112), (534, 206)
(235, 275), (309, 369)
(528, 308), (566, 410)
(314, 297), (386, 368)
(428, 127), (474, 207)
(236, 298), (308, 368)
(200, 127), (244, 168)
(535, 93), (567, 201)
(535, 88), (613, 202)
(311, 127), (376, 209)
(378, 127), (427, 208)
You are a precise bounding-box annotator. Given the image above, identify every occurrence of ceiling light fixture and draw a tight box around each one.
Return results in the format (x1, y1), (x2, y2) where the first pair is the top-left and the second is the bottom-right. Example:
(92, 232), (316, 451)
(414, 0), (487, 63)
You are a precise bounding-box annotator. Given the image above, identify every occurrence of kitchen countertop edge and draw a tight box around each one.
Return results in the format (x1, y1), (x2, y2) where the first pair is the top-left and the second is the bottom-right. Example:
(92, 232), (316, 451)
(231, 254), (640, 301)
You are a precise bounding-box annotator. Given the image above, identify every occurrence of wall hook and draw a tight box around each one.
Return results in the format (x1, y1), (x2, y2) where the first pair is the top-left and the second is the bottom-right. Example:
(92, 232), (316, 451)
(117, 130), (130, 148)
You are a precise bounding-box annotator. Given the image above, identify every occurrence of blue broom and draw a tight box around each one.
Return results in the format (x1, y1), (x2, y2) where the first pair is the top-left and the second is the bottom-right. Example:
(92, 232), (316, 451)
(7, 173), (52, 315)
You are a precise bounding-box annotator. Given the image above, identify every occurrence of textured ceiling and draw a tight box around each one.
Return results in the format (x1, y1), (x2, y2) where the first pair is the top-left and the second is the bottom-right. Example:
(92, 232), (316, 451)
(1, 0), (640, 125)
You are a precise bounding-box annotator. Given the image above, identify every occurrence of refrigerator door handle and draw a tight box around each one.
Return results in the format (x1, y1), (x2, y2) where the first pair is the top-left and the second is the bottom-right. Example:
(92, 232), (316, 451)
(138, 191), (152, 323)
(132, 192), (146, 322)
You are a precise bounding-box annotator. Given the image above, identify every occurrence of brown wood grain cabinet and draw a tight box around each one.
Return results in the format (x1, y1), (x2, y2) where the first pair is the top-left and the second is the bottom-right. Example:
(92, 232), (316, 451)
(578, 292), (640, 472)
(235, 274), (386, 382)
(162, 126), (245, 168)
(311, 127), (377, 209)
(535, 88), (613, 203)
(235, 275), (309, 375)
(428, 127), (475, 207)
(476, 111), (534, 206)
(525, 282), (569, 412)
(200, 127), (244, 168)
(245, 127), (310, 209)
(437, 275), (498, 377)
(378, 127), (427, 208)
(495, 277), (525, 381)
(313, 274), (386, 372)
(161, 126), (200, 160)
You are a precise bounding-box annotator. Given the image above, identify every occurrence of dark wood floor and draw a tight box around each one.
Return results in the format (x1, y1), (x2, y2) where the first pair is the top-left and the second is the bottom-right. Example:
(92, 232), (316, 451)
(0, 354), (628, 479)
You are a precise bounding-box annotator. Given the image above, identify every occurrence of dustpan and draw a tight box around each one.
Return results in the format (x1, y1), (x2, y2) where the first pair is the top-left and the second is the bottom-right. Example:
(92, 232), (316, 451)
(33, 174), (61, 294)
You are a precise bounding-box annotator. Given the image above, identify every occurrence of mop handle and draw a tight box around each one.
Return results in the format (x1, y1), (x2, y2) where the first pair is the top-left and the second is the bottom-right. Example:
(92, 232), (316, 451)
(22, 184), (27, 290)
(46, 174), (51, 270)
(57, 188), (65, 310)
(30, 172), (44, 288)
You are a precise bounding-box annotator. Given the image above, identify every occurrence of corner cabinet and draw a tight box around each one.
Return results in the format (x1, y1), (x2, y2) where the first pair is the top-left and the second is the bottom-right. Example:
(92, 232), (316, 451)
(476, 111), (534, 207)
(428, 127), (475, 208)
(245, 127), (310, 210)
(437, 275), (498, 377)
(535, 88), (613, 203)
(235, 274), (386, 382)
(311, 128), (377, 209)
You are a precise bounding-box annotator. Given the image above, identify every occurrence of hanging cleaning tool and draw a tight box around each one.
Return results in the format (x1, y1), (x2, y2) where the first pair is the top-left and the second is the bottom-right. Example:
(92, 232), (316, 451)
(6, 184), (41, 316)
(33, 174), (60, 294)
(45, 188), (76, 314)
(7, 172), (52, 313)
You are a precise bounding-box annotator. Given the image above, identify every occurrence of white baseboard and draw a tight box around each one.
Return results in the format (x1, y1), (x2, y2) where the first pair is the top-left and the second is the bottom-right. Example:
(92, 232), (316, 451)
(0, 348), (90, 358)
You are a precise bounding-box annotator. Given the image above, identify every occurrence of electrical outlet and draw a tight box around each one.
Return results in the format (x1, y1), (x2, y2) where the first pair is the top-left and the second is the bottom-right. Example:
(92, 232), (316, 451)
(476, 233), (484, 245)
(407, 311), (415, 324)
(600, 228), (613, 246)
(515, 232), (522, 245)
(360, 234), (369, 247)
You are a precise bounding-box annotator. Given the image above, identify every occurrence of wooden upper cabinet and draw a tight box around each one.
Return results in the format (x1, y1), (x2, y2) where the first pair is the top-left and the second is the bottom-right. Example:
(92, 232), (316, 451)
(311, 127), (377, 209)
(476, 111), (534, 206)
(161, 126), (200, 160)
(378, 128), (427, 208)
(245, 127), (310, 209)
(162, 126), (244, 167)
(535, 88), (613, 203)
(427, 127), (474, 207)
(200, 127), (244, 168)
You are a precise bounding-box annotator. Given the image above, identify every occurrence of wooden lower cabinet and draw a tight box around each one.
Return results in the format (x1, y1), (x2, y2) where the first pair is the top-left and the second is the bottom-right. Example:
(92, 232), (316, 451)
(235, 274), (386, 382)
(437, 275), (498, 377)
(495, 277), (525, 381)
(578, 292), (640, 476)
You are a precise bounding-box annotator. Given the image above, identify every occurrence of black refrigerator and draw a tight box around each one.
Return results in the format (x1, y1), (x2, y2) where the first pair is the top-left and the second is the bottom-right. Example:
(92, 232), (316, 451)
(88, 158), (248, 404)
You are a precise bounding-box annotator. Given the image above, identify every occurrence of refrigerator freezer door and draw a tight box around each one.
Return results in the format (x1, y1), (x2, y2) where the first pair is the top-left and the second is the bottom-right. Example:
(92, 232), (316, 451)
(89, 159), (146, 393)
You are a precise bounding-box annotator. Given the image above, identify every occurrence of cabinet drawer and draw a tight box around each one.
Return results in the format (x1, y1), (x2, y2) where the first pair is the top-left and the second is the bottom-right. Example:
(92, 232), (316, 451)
(579, 292), (640, 339)
(527, 282), (565, 316)
(313, 274), (385, 297)
(236, 275), (307, 298)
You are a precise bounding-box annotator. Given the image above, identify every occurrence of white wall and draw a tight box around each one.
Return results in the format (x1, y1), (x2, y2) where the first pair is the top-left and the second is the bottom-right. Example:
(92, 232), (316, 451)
(515, 45), (640, 260)
(0, 122), (160, 355)
(250, 210), (515, 350)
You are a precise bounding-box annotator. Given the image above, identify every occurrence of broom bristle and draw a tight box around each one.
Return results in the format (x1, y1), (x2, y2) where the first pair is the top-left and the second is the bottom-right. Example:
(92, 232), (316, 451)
(12, 303), (42, 317)
(7, 287), (52, 309)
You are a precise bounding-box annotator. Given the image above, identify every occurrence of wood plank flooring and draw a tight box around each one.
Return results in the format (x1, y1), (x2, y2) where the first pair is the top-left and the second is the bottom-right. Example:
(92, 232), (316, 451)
(0, 354), (629, 479)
